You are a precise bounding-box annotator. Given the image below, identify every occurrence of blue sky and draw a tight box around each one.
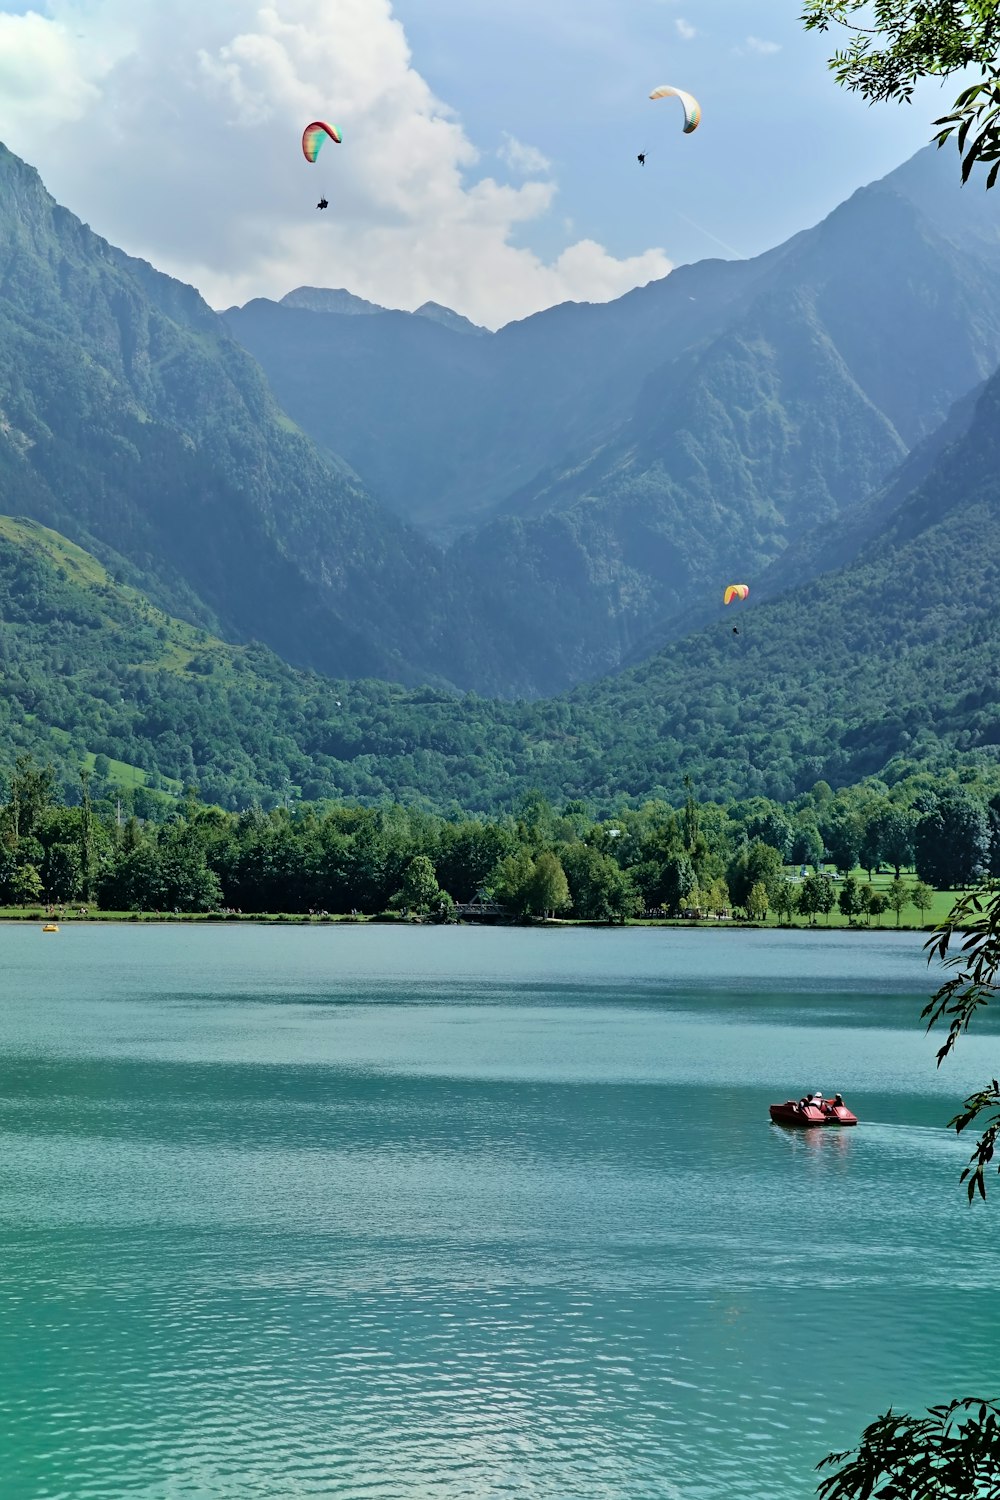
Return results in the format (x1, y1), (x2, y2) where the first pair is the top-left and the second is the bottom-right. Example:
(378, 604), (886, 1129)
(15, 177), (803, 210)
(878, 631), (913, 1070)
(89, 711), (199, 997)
(392, 0), (950, 265)
(0, 2), (960, 323)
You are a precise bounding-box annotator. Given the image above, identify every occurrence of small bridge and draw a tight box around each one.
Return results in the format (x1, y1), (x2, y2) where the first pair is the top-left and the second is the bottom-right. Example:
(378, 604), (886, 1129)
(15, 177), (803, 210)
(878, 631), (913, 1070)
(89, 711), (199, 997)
(454, 901), (509, 922)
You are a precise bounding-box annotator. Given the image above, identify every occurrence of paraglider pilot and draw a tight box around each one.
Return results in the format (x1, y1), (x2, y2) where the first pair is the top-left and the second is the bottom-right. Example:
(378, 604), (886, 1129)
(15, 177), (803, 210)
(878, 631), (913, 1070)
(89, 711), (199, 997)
(637, 152), (646, 166)
(301, 122), (340, 212)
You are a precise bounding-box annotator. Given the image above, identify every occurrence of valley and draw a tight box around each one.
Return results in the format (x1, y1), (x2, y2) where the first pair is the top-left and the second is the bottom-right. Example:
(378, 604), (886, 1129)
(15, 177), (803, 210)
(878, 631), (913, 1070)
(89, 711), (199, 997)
(0, 140), (997, 818)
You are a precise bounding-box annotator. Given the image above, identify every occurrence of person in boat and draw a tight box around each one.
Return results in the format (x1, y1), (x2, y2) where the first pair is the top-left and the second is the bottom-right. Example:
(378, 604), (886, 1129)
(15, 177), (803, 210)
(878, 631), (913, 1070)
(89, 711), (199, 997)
(832, 1093), (844, 1107)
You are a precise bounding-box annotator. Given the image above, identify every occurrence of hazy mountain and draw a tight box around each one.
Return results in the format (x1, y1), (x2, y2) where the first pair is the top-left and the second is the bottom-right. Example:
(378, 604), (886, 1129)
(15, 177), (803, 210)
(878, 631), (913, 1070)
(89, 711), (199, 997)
(453, 149), (1000, 685)
(279, 286), (387, 315)
(227, 147), (1000, 691)
(7, 360), (1000, 813)
(413, 302), (487, 336)
(4, 132), (1000, 742)
(742, 376), (987, 610)
(538, 356), (1000, 805)
(226, 253), (769, 539)
(0, 144), (553, 696)
(275, 287), (486, 334)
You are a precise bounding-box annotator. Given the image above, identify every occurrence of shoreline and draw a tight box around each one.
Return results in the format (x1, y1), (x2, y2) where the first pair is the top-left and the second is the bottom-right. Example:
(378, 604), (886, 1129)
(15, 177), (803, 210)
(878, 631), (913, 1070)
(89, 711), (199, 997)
(3, 912), (939, 934)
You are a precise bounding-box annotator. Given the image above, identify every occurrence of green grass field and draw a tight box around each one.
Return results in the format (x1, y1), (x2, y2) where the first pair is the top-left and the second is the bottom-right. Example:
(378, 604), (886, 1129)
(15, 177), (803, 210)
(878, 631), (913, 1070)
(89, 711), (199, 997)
(24, 719), (183, 800)
(629, 868), (963, 930)
(777, 869), (961, 929)
(79, 751), (183, 795)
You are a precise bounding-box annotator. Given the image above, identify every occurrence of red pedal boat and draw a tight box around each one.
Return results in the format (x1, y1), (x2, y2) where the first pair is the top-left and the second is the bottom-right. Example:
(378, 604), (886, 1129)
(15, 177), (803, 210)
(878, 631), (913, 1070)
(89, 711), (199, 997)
(769, 1093), (858, 1128)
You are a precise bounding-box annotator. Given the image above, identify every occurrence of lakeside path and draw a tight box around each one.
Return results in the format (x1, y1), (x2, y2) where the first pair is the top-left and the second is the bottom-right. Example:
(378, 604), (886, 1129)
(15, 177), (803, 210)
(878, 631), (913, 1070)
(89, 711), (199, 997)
(2, 909), (947, 933)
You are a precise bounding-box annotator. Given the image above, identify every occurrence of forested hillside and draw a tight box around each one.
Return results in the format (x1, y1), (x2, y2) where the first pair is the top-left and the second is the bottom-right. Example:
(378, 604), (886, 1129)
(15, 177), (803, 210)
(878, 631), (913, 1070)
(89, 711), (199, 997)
(3, 140), (1000, 814)
(452, 150), (1000, 685)
(4, 346), (1000, 814)
(2, 139), (996, 707)
(225, 254), (771, 540)
(228, 149), (1000, 691)
(541, 359), (1000, 803)
(0, 144), (545, 696)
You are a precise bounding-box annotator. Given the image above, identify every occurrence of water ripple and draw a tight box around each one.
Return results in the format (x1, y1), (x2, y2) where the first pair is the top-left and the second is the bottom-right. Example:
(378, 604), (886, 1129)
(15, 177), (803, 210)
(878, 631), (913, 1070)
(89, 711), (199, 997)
(0, 927), (998, 1498)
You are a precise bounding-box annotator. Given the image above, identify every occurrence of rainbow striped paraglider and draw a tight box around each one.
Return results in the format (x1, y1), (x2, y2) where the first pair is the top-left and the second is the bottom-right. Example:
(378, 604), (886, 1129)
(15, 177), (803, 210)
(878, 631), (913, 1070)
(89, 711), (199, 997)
(648, 85), (702, 134)
(301, 121), (342, 162)
(723, 584), (749, 606)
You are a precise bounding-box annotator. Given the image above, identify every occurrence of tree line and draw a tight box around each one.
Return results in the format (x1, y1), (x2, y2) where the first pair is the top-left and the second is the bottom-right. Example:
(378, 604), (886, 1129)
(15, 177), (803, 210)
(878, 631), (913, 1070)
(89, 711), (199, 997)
(3, 756), (999, 918)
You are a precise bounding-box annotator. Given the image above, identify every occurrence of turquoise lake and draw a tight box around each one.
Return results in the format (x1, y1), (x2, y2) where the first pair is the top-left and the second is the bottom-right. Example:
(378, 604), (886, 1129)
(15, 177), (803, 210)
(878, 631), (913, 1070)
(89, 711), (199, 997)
(0, 924), (997, 1499)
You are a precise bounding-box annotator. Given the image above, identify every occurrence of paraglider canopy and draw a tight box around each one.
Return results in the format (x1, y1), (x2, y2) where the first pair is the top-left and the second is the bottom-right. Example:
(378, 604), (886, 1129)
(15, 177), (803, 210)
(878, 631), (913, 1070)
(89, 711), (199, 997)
(723, 584), (749, 606)
(649, 85), (702, 134)
(302, 121), (343, 161)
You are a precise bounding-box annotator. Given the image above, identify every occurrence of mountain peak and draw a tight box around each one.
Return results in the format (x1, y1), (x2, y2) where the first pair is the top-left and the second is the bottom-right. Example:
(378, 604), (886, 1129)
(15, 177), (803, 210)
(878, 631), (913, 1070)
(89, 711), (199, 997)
(267, 286), (488, 336)
(413, 301), (488, 337)
(279, 286), (387, 316)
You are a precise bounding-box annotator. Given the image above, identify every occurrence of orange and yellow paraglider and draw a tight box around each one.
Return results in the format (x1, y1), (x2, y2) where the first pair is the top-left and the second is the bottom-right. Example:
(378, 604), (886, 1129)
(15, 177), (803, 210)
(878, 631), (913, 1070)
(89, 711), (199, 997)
(723, 584), (749, 605)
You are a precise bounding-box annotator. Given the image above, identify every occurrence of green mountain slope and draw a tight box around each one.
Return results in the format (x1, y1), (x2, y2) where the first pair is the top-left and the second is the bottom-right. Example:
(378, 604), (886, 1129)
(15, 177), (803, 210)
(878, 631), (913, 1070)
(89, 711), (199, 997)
(503, 361), (1000, 805)
(6, 339), (1000, 816)
(227, 149), (1000, 693)
(10, 137), (987, 706)
(0, 515), (542, 809)
(0, 144), (546, 696)
(3, 146), (1000, 805)
(225, 253), (776, 541)
(453, 151), (1000, 686)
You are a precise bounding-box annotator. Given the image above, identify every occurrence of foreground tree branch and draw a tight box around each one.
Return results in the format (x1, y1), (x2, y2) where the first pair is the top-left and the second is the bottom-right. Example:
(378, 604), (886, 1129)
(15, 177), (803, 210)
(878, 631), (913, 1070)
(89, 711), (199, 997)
(924, 884), (1000, 1197)
(817, 1399), (1000, 1499)
(802, 1), (1000, 184)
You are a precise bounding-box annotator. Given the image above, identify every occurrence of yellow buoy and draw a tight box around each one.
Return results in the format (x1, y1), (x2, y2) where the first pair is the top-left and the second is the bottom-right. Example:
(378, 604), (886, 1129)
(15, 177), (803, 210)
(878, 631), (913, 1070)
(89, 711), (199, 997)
(42, 923), (59, 933)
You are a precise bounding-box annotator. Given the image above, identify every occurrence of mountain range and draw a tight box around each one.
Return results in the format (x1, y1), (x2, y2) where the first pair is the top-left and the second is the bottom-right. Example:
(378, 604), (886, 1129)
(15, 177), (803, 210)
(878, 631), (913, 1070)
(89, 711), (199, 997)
(4, 346), (1000, 813)
(226, 148), (1000, 688)
(0, 144), (551, 697)
(1, 139), (999, 811)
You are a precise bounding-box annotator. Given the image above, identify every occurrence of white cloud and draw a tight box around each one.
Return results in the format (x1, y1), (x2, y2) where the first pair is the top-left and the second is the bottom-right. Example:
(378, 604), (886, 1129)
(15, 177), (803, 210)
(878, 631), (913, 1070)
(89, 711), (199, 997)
(745, 36), (781, 56)
(675, 18), (696, 40)
(0, 8), (107, 129)
(497, 131), (551, 177)
(543, 239), (669, 304)
(0, 0), (672, 327)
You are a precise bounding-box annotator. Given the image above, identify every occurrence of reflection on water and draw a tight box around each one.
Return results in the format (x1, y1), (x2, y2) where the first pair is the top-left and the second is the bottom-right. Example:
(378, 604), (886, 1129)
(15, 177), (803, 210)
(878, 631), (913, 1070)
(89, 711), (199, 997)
(0, 926), (996, 1499)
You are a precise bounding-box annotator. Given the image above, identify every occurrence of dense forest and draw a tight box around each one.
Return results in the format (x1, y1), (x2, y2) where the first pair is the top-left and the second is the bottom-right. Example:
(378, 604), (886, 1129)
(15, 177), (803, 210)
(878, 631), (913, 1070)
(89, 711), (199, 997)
(4, 750), (997, 919)
(5, 434), (1000, 821)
